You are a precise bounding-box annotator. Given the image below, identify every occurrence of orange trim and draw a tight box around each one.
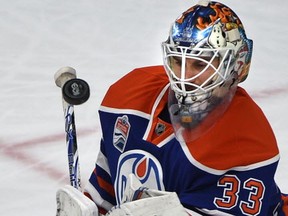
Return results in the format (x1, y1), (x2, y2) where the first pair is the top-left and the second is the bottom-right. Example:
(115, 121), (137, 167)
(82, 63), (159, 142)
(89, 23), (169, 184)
(145, 90), (175, 146)
(93, 167), (115, 197)
(84, 192), (93, 200)
(146, 118), (174, 145)
(282, 194), (288, 215)
(99, 207), (108, 215)
(97, 175), (115, 197)
(186, 87), (279, 170)
(84, 192), (108, 214)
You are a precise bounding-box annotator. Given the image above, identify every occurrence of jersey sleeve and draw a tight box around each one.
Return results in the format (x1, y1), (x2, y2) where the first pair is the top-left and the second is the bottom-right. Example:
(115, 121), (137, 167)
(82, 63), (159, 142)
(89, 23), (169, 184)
(84, 66), (169, 214)
(84, 138), (115, 215)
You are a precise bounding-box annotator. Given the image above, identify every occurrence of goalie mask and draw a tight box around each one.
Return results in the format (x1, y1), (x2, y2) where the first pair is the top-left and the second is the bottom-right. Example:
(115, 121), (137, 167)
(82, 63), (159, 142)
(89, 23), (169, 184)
(162, 0), (253, 142)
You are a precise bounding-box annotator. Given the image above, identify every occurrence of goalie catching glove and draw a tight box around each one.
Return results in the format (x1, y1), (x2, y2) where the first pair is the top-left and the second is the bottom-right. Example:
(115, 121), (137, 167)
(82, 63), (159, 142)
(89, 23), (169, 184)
(106, 174), (190, 216)
(56, 174), (192, 216)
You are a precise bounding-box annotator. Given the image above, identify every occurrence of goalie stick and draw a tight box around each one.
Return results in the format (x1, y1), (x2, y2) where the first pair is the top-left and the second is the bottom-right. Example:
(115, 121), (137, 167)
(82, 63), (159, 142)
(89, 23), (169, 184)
(54, 66), (90, 191)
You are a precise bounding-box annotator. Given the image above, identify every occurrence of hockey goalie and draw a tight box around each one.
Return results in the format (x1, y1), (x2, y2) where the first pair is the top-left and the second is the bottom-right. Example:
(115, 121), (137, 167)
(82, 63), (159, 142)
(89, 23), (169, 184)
(55, 0), (288, 215)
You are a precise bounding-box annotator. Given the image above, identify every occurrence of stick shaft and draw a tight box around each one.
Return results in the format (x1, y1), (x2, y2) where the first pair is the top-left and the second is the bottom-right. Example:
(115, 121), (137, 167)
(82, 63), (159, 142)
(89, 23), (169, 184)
(64, 102), (81, 190)
(55, 67), (81, 191)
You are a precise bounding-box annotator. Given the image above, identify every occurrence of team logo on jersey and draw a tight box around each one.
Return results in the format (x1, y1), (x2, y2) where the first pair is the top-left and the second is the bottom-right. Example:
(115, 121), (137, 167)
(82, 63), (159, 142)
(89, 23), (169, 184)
(114, 150), (164, 204)
(113, 115), (130, 152)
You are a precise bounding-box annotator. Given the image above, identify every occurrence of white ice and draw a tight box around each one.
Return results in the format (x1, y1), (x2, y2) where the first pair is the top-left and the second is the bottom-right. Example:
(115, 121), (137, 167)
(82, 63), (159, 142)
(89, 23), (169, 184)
(0, 0), (287, 215)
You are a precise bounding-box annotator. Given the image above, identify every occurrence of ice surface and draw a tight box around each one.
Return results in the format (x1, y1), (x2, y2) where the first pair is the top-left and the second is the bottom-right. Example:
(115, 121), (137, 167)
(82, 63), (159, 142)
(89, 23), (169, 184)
(0, 0), (287, 215)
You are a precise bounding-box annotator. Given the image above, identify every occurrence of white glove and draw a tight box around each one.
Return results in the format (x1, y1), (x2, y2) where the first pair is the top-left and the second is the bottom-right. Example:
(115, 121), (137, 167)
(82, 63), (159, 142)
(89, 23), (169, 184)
(56, 185), (98, 216)
(106, 192), (189, 216)
(105, 174), (189, 216)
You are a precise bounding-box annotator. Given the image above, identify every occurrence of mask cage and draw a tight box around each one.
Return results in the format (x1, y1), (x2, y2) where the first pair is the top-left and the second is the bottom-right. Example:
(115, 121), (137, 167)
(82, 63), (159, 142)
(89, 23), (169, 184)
(162, 42), (236, 98)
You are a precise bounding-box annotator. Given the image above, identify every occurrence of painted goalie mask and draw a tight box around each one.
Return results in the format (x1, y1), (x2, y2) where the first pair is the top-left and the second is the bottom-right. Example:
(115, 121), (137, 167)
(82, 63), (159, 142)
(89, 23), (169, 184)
(161, 0), (253, 142)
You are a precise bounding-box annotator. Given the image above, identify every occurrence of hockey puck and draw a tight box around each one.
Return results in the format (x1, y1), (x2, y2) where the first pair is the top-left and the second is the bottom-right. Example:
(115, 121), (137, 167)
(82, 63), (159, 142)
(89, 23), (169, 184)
(62, 78), (90, 105)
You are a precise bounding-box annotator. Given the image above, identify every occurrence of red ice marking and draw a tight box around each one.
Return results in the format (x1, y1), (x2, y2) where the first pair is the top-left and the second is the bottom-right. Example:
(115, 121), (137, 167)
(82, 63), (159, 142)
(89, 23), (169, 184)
(250, 86), (288, 100)
(0, 142), (67, 182)
(9, 127), (96, 148)
(0, 127), (96, 182)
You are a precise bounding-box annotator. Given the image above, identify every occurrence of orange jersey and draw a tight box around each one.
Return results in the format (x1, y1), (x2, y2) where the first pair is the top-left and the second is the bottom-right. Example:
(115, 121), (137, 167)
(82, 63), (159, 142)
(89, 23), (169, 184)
(86, 65), (287, 215)
(102, 65), (279, 168)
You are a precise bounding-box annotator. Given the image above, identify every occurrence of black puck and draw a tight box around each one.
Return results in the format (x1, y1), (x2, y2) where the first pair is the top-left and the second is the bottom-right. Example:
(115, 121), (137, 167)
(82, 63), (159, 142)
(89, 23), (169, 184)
(62, 78), (90, 105)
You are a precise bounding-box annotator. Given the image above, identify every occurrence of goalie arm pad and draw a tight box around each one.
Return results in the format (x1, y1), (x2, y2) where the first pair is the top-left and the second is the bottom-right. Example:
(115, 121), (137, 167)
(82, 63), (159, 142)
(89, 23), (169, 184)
(56, 185), (99, 216)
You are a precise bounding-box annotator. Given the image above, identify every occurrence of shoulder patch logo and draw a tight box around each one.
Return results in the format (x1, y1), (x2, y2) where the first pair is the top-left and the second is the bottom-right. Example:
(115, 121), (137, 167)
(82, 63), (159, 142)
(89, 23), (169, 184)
(113, 115), (130, 152)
